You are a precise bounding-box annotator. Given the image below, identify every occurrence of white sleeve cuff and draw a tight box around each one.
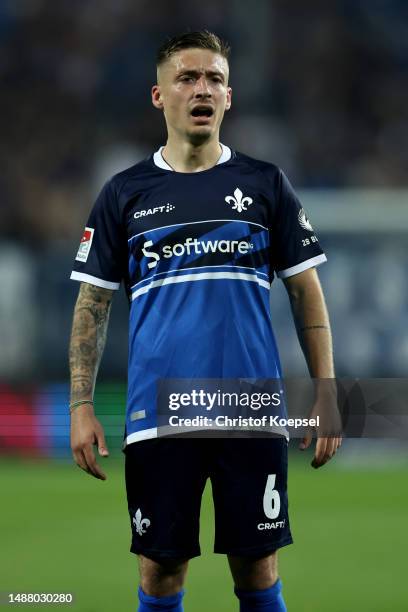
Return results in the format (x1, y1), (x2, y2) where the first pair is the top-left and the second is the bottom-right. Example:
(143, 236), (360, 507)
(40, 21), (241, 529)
(70, 271), (120, 290)
(277, 254), (327, 279)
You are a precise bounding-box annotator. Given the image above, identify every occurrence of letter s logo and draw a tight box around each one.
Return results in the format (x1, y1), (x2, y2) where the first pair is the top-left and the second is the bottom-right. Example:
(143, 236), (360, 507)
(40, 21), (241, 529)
(142, 240), (160, 269)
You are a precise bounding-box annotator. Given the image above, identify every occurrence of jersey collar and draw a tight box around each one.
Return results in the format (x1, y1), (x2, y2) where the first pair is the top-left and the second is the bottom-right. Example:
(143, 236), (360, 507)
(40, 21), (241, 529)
(153, 143), (231, 171)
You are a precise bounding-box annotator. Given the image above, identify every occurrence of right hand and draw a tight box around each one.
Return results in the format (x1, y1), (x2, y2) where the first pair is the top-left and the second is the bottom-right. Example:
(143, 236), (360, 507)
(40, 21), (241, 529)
(70, 404), (109, 480)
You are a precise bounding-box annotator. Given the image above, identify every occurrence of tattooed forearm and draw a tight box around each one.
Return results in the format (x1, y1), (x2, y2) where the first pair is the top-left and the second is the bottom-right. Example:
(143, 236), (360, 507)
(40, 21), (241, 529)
(284, 272), (334, 378)
(69, 283), (113, 403)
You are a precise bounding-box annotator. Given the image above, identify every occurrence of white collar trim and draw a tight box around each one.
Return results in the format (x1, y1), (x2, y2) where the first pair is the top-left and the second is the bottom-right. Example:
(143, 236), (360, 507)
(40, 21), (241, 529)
(153, 143), (231, 171)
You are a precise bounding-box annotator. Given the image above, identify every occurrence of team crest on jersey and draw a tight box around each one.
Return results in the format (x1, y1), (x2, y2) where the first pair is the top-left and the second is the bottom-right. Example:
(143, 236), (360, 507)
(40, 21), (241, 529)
(75, 227), (94, 262)
(298, 208), (313, 232)
(225, 188), (253, 213)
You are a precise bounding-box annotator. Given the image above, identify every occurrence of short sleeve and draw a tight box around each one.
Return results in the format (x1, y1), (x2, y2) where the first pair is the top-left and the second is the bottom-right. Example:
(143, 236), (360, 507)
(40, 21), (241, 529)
(70, 179), (126, 289)
(270, 170), (327, 279)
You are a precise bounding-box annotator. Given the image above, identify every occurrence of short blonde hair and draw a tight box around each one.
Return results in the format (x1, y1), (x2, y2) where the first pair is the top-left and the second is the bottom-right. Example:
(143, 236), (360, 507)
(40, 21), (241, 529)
(157, 30), (231, 67)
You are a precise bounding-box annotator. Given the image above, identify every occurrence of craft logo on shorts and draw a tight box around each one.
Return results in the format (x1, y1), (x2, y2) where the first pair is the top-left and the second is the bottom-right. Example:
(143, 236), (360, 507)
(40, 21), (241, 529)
(257, 519), (286, 531)
(75, 227), (94, 262)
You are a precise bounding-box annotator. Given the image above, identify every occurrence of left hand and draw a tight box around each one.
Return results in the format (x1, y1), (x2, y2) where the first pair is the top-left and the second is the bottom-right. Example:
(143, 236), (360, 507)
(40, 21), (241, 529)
(299, 397), (343, 468)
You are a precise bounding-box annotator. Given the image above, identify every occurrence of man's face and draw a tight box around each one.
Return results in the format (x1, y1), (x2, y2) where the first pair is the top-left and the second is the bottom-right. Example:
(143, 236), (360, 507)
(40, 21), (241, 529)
(152, 48), (232, 143)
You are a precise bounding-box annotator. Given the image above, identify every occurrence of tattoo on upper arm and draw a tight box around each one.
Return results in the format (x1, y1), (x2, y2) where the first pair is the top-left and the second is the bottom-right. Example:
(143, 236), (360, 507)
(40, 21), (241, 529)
(69, 284), (114, 401)
(300, 325), (329, 331)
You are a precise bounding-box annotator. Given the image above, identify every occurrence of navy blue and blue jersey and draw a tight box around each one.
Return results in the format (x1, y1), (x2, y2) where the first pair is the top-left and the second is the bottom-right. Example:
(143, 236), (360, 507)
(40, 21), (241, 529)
(71, 144), (326, 447)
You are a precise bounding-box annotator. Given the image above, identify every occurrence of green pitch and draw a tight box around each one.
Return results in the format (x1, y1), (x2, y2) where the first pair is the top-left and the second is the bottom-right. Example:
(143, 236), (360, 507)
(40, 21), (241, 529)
(0, 451), (406, 611)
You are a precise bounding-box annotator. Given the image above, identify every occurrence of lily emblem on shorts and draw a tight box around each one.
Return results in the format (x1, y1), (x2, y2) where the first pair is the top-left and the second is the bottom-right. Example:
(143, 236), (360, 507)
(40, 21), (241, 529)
(133, 508), (151, 536)
(225, 188), (253, 213)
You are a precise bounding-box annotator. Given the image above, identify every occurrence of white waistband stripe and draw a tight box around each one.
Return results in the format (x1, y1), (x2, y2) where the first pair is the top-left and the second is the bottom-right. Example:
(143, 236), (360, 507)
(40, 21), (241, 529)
(124, 428), (158, 447)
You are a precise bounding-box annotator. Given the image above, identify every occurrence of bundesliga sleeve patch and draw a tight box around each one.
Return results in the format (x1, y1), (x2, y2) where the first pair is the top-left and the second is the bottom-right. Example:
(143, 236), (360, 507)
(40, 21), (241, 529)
(75, 227), (94, 262)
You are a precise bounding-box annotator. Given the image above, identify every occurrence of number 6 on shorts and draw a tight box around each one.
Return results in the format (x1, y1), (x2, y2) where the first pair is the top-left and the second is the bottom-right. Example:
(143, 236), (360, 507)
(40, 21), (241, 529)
(263, 474), (281, 519)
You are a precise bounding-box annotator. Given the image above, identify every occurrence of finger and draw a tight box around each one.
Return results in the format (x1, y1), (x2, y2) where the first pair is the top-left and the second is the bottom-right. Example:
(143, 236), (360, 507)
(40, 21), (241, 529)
(330, 436), (341, 452)
(74, 450), (96, 478)
(326, 437), (337, 460)
(82, 444), (107, 480)
(318, 436), (343, 467)
(73, 449), (89, 473)
(312, 437), (330, 469)
(313, 437), (340, 468)
(311, 437), (325, 468)
(299, 428), (313, 450)
(83, 444), (106, 480)
(96, 428), (109, 456)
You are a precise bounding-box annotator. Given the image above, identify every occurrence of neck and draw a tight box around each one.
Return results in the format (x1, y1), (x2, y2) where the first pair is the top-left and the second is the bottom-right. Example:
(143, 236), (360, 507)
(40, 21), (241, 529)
(161, 136), (222, 173)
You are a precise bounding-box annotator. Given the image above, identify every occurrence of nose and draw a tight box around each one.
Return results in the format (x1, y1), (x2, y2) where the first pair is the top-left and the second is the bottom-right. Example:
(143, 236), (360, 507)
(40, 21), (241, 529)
(194, 76), (211, 98)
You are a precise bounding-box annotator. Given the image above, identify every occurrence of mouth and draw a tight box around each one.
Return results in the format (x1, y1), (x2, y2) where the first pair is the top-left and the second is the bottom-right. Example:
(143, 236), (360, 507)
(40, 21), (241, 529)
(190, 106), (214, 119)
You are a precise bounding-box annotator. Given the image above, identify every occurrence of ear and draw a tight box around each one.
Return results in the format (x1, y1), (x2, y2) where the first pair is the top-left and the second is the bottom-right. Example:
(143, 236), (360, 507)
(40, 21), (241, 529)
(151, 85), (163, 110)
(225, 86), (232, 111)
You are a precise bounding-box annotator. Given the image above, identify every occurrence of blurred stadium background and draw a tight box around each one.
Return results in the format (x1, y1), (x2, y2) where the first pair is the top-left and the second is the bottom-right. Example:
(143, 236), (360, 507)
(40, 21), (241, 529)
(0, 1), (407, 610)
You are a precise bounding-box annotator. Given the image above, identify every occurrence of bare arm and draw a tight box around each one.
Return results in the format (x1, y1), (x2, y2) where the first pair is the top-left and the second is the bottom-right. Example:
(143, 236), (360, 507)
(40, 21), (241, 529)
(69, 282), (114, 480)
(283, 267), (334, 378)
(283, 267), (342, 467)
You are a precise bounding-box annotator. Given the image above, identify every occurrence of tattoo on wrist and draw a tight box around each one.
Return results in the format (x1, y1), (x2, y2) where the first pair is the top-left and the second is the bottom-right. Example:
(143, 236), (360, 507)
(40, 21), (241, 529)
(300, 325), (329, 331)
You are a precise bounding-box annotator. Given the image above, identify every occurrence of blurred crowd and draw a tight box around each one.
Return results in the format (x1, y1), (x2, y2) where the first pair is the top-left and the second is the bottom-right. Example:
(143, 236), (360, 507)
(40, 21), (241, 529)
(1, 0), (407, 247)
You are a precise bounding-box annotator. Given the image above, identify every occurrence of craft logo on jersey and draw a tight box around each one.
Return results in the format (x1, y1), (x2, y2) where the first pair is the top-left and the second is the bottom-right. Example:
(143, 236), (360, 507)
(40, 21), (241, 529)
(134, 203), (176, 219)
(132, 508), (151, 536)
(298, 208), (313, 232)
(75, 227), (94, 262)
(225, 188), (253, 213)
(142, 237), (254, 270)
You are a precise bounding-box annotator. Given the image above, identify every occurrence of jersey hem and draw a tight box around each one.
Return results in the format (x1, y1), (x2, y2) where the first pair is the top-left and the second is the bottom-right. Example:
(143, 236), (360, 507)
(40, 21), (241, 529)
(276, 253), (327, 279)
(70, 271), (120, 290)
(123, 427), (158, 449)
(123, 427), (288, 450)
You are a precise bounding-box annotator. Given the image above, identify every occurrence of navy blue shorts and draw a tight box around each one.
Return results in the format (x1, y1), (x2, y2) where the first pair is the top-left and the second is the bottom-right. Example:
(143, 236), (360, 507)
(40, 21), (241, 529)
(124, 436), (293, 559)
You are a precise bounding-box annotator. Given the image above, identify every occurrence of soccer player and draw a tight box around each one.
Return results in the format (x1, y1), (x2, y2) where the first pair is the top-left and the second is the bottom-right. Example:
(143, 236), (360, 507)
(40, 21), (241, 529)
(69, 31), (341, 612)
